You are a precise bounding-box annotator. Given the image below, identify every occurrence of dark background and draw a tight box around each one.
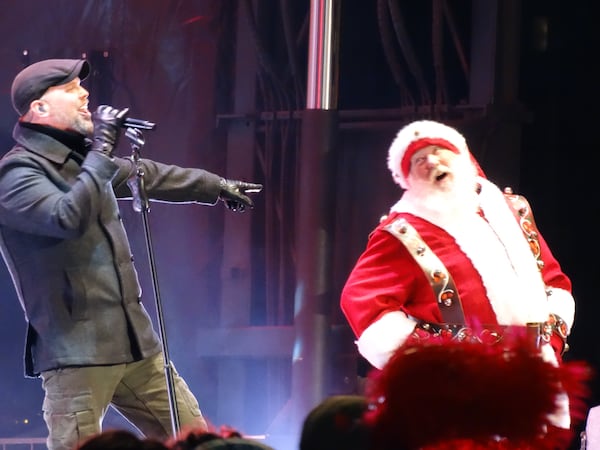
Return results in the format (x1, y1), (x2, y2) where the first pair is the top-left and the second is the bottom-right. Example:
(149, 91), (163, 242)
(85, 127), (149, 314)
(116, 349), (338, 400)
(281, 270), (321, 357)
(0, 2), (598, 449)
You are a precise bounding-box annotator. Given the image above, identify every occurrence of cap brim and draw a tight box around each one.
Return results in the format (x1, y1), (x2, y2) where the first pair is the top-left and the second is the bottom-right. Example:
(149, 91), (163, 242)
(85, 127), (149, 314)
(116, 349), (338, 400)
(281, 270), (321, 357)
(77, 60), (90, 81)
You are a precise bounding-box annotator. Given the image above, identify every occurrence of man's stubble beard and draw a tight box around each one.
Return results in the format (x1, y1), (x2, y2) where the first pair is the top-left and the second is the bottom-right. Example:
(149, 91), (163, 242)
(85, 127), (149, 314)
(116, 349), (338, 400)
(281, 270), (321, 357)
(73, 115), (94, 137)
(51, 108), (93, 137)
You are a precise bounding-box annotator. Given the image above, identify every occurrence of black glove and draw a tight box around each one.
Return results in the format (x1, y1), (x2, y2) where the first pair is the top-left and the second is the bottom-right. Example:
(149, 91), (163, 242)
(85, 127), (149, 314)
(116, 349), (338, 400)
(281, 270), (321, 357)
(91, 105), (129, 156)
(219, 178), (263, 212)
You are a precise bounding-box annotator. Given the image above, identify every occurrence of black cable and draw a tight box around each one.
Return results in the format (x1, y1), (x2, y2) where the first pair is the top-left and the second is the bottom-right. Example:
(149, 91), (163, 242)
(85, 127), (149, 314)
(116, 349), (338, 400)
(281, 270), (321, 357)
(432, 0), (447, 109)
(387, 0), (432, 106)
(442, 0), (470, 80)
(376, 0), (415, 107)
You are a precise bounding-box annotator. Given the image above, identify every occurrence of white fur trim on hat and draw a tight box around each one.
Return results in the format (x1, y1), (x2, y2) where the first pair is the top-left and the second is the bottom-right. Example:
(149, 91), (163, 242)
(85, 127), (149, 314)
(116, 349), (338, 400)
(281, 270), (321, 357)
(387, 120), (469, 189)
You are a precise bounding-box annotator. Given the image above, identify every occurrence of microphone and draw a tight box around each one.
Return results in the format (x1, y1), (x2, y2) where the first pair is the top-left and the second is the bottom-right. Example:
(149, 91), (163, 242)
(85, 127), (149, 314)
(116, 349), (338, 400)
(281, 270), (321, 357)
(123, 117), (156, 131)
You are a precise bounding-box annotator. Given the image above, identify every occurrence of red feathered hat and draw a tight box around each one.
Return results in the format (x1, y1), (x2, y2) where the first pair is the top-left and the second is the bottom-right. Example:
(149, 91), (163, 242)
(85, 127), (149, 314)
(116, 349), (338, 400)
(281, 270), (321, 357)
(363, 331), (591, 450)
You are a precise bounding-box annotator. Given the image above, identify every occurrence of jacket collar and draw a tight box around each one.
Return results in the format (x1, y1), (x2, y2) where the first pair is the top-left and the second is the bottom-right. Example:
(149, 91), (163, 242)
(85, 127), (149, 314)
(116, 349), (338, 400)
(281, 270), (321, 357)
(12, 122), (90, 164)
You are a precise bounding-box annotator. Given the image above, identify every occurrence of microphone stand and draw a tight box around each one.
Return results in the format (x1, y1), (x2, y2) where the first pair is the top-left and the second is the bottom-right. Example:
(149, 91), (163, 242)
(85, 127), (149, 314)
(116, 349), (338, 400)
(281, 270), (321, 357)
(125, 128), (181, 435)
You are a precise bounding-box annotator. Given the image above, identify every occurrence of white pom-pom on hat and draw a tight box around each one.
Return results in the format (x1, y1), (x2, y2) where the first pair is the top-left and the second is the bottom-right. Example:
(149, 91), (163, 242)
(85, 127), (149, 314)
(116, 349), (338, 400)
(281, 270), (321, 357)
(387, 120), (475, 189)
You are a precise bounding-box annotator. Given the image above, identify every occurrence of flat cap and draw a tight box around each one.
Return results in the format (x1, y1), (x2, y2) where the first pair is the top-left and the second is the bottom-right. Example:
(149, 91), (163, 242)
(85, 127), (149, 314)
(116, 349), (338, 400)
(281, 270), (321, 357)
(11, 58), (90, 116)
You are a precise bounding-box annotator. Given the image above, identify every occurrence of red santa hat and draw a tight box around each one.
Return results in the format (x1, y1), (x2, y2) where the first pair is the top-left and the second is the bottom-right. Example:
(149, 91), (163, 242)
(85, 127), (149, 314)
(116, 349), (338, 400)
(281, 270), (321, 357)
(387, 120), (483, 189)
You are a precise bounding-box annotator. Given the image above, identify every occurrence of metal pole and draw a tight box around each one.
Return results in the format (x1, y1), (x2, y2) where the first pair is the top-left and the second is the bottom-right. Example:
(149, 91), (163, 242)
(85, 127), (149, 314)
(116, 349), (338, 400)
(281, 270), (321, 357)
(306, 0), (339, 110)
(125, 128), (181, 436)
(291, 0), (340, 437)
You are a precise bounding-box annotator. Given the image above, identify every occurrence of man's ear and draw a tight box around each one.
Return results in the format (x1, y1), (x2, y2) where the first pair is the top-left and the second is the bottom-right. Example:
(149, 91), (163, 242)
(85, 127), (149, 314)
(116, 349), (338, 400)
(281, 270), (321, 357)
(32, 100), (48, 115)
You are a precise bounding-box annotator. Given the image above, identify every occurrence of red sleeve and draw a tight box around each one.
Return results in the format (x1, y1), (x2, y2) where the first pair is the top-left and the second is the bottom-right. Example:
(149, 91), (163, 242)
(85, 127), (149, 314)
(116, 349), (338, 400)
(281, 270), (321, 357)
(537, 231), (572, 293)
(340, 223), (439, 338)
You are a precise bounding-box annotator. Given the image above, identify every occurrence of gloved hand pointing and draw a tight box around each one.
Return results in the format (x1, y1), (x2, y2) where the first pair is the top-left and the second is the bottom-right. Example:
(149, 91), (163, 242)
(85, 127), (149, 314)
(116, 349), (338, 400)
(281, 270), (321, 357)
(219, 178), (263, 212)
(91, 105), (129, 157)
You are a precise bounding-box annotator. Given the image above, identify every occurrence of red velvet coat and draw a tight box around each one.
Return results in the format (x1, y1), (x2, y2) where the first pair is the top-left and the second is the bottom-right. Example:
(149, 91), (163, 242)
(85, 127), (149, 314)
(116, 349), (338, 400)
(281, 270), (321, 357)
(341, 209), (574, 369)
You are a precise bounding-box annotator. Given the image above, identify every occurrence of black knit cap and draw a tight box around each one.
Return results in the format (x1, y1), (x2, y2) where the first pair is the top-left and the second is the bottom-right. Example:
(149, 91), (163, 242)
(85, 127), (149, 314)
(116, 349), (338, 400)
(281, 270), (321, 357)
(11, 58), (90, 116)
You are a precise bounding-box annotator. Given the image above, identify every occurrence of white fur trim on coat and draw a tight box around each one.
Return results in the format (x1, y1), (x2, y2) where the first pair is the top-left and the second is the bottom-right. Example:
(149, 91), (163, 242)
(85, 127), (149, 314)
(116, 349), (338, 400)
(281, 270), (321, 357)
(391, 178), (551, 325)
(546, 287), (575, 332)
(540, 343), (571, 429)
(356, 311), (418, 369)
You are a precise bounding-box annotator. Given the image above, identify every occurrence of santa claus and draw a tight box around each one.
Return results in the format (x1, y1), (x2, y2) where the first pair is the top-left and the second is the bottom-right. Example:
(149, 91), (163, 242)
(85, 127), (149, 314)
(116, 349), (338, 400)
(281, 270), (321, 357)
(340, 120), (575, 431)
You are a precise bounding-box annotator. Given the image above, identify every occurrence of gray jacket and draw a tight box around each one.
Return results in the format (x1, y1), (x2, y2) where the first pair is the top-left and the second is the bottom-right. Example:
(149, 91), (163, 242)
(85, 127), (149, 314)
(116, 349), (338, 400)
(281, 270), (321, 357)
(0, 123), (222, 377)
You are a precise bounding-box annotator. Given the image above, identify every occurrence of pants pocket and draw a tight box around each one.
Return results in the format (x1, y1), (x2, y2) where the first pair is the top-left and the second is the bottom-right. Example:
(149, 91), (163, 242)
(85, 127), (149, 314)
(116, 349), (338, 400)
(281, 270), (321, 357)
(43, 393), (100, 450)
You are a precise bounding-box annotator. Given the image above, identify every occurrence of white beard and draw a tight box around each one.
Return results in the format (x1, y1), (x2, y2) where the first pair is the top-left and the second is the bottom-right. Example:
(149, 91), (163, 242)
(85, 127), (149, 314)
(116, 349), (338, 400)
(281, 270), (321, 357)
(401, 154), (480, 222)
(391, 158), (550, 325)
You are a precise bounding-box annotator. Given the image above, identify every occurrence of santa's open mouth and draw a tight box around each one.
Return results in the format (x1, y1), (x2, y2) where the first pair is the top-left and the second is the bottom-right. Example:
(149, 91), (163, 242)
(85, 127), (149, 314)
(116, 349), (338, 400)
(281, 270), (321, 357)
(435, 172), (448, 182)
